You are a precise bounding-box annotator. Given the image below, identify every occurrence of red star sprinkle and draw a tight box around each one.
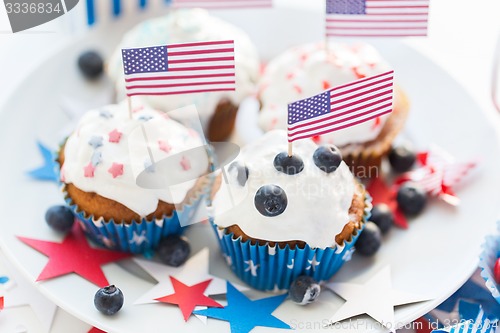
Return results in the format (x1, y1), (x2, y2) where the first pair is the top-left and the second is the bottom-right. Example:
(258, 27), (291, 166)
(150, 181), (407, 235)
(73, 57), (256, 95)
(286, 72), (295, 80)
(322, 80), (331, 90)
(17, 223), (130, 287)
(351, 66), (366, 79)
(158, 140), (172, 153)
(293, 84), (302, 94)
(83, 162), (95, 178)
(108, 163), (124, 178)
(88, 328), (107, 333)
(108, 129), (122, 143)
(371, 116), (382, 130)
(0, 296), (4, 311)
(367, 177), (408, 229)
(180, 156), (191, 171)
(155, 277), (223, 321)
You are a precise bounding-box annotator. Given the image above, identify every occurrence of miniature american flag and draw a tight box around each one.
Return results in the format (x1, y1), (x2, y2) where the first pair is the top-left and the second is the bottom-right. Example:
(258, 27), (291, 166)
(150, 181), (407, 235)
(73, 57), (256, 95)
(287, 70), (394, 142)
(172, 0), (273, 8)
(122, 40), (235, 97)
(326, 0), (429, 37)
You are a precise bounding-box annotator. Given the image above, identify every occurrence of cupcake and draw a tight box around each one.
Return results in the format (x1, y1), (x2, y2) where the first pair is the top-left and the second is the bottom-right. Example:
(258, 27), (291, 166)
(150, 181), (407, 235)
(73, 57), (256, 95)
(108, 8), (260, 142)
(59, 100), (213, 253)
(209, 130), (371, 291)
(257, 42), (410, 175)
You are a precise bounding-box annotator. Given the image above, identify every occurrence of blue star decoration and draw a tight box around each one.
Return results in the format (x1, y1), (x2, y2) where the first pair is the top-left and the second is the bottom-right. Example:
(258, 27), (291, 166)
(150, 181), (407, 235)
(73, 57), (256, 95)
(193, 282), (290, 333)
(27, 141), (59, 183)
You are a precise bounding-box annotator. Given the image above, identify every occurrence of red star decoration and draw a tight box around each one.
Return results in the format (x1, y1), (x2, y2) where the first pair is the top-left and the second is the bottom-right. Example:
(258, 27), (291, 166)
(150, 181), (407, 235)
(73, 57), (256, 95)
(88, 328), (106, 333)
(108, 162), (124, 178)
(83, 162), (95, 178)
(180, 156), (191, 171)
(155, 277), (223, 321)
(17, 223), (130, 287)
(158, 140), (172, 153)
(108, 129), (122, 143)
(0, 296), (4, 311)
(322, 80), (331, 90)
(367, 177), (408, 229)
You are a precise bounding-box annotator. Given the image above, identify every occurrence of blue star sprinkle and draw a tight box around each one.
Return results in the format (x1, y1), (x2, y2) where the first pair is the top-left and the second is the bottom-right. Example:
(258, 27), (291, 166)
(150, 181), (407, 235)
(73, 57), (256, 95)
(27, 141), (59, 183)
(91, 151), (102, 166)
(88, 136), (103, 149)
(194, 282), (290, 333)
(138, 115), (153, 122)
(99, 109), (113, 119)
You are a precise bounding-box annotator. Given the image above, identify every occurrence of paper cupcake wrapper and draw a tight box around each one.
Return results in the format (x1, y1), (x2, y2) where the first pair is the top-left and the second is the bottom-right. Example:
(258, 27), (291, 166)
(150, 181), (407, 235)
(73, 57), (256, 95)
(210, 194), (372, 291)
(479, 220), (500, 304)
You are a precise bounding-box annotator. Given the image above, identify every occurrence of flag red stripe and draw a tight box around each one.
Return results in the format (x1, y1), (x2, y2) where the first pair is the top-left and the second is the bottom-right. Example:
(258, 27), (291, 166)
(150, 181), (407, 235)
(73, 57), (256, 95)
(366, 5), (429, 8)
(125, 72), (232, 82)
(330, 77), (393, 98)
(126, 80), (236, 89)
(167, 40), (233, 48)
(365, 12), (428, 15)
(332, 89), (392, 111)
(168, 56), (235, 64)
(327, 33), (427, 37)
(168, 48), (235, 56)
(168, 65), (235, 71)
(332, 84), (393, 105)
(327, 26), (426, 30)
(127, 88), (235, 97)
(289, 111), (391, 142)
(327, 19), (428, 23)
(288, 98), (393, 131)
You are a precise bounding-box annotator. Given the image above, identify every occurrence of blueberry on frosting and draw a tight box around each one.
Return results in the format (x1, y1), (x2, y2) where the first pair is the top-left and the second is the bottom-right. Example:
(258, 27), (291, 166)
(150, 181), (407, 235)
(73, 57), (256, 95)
(254, 185), (287, 217)
(313, 145), (342, 174)
(273, 152), (304, 175)
(228, 162), (249, 186)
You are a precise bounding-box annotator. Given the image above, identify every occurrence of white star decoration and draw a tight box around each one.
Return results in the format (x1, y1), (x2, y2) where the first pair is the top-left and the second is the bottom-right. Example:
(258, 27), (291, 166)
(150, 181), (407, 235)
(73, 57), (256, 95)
(306, 255), (321, 271)
(0, 257), (58, 333)
(287, 259), (295, 270)
(325, 266), (431, 332)
(244, 260), (260, 277)
(129, 231), (148, 245)
(342, 248), (355, 262)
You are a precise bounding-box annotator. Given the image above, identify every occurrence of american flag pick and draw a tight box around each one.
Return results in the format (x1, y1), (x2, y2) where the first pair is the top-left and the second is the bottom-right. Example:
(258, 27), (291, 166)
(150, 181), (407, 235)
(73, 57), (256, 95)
(287, 70), (394, 143)
(325, 0), (430, 37)
(122, 40), (236, 97)
(171, 0), (273, 9)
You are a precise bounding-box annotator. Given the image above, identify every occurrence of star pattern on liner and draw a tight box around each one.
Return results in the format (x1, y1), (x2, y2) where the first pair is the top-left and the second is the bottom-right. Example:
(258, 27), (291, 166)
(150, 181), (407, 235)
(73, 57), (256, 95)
(88, 135), (103, 149)
(108, 129), (122, 143)
(306, 255), (321, 271)
(325, 266), (431, 332)
(129, 231), (148, 245)
(17, 223), (130, 287)
(180, 156), (191, 171)
(158, 140), (172, 153)
(194, 282), (291, 333)
(27, 141), (59, 183)
(342, 248), (355, 262)
(133, 248), (248, 305)
(367, 177), (408, 229)
(0, 256), (58, 332)
(155, 277), (223, 321)
(84, 162), (96, 178)
(244, 260), (259, 277)
(108, 162), (124, 178)
(286, 259), (294, 270)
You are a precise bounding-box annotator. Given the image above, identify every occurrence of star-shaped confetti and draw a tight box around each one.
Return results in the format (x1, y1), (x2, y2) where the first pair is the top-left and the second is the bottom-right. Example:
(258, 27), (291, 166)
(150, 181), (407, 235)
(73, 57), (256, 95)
(325, 266), (431, 332)
(180, 156), (191, 171)
(17, 223), (130, 287)
(155, 277), (223, 321)
(367, 177), (408, 229)
(108, 162), (124, 178)
(88, 327), (106, 333)
(108, 129), (122, 143)
(133, 248), (247, 306)
(84, 162), (95, 178)
(88, 135), (103, 149)
(159, 140), (172, 153)
(27, 141), (59, 183)
(194, 282), (290, 333)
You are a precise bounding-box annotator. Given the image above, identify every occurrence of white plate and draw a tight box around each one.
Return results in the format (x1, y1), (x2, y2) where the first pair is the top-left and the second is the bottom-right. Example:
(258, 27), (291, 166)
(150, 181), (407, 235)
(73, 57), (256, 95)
(0, 4), (500, 333)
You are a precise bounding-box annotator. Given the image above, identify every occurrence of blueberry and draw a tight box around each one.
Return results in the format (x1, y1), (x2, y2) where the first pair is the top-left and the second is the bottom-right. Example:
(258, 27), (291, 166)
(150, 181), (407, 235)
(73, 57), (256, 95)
(78, 50), (104, 80)
(289, 275), (321, 305)
(396, 184), (427, 216)
(273, 152), (304, 175)
(45, 205), (75, 233)
(94, 285), (124, 315)
(254, 185), (287, 217)
(388, 144), (416, 173)
(369, 204), (394, 234)
(228, 162), (249, 186)
(157, 235), (191, 267)
(355, 222), (382, 256)
(313, 145), (342, 174)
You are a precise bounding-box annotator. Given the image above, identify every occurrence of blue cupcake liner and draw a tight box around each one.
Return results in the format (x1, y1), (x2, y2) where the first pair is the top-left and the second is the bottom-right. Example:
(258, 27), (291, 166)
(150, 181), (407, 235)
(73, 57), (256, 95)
(210, 193), (372, 291)
(479, 221), (500, 304)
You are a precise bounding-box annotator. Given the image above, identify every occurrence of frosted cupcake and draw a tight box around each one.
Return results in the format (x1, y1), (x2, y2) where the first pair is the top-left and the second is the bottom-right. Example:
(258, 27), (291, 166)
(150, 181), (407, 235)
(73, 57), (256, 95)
(108, 8), (260, 142)
(209, 130), (371, 291)
(258, 42), (409, 174)
(59, 100), (213, 253)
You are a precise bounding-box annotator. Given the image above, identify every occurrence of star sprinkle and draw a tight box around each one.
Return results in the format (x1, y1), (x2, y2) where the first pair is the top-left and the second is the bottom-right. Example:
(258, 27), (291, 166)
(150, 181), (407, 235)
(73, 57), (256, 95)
(91, 151), (102, 166)
(108, 162), (124, 178)
(108, 129), (122, 143)
(133, 248), (247, 305)
(158, 140), (172, 153)
(367, 177), (408, 229)
(0, 295), (3, 311)
(194, 282), (290, 333)
(180, 156), (191, 171)
(88, 328), (106, 333)
(17, 223), (130, 287)
(27, 141), (58, 183)
(84, 162), (95, 178)
(155, 277), (223, 321)
(99, 109), (113, 119)
(88, 135), (103, 149)
(325, 266), (430, 332)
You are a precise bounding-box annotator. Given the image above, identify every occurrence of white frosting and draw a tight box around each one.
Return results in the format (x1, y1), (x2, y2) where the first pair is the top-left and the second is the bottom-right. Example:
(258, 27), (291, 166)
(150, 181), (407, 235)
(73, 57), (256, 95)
(108, 9), (260, 130)
(213, 130), (355, 249)
(258, 42), (392, 147)
(62, 100), (209, 217)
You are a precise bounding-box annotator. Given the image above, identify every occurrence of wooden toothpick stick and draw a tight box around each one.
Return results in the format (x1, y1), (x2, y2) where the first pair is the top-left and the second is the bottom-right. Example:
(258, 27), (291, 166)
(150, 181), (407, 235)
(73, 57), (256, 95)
(288, 142), (293, 157)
